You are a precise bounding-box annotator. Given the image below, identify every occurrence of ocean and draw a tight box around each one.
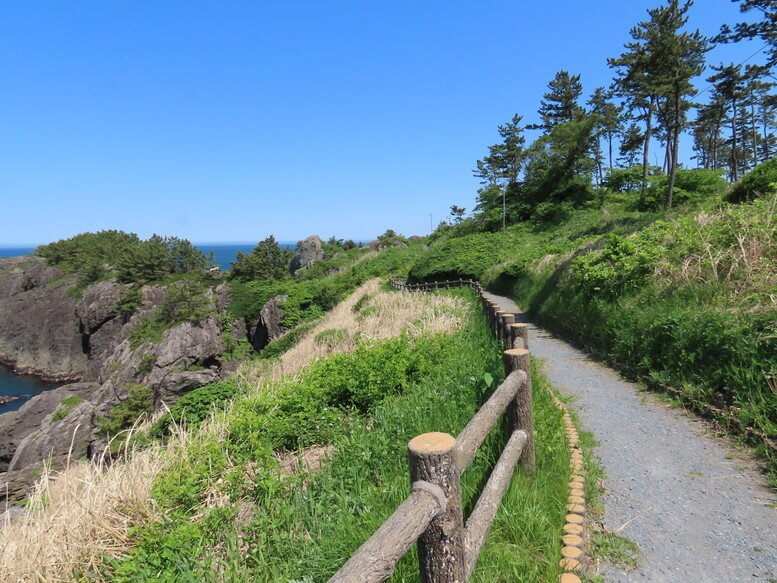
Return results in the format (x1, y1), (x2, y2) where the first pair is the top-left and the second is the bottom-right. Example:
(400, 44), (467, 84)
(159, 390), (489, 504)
(0, 364), (59, 415)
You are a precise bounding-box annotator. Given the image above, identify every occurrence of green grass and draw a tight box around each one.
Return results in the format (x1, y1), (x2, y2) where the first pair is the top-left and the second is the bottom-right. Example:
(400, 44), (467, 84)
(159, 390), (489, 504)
(102, 290), (570, 582)
(51, 395), (83, 422)
(407, 197), (777, 477)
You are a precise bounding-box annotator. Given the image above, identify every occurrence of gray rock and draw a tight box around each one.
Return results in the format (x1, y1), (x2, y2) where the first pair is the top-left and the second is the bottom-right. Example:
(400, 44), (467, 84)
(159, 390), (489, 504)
(155, 369), (220, 406)
(0, 466), (42, 505)
(290, 235), (324, 273)
(0, 383), (98, 472)
(8, 400), (94, 472)
(250, 296), (287, 351)
(76, 281), (123, 334)
(367, 239), (381, 251)
(0, 258), (86, 381)
(153, 318), (223, 370)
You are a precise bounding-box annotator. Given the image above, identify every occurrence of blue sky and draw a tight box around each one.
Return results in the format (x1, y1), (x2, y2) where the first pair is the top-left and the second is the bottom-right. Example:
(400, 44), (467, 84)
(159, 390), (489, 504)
(0, 1), (769, 245)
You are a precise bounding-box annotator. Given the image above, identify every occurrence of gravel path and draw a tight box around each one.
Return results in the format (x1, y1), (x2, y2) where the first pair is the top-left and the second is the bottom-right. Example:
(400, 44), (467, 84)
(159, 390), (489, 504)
(485, 292), (776, 583)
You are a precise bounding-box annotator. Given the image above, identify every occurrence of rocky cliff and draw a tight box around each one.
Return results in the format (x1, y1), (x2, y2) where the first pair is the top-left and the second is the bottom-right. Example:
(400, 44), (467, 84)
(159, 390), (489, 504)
(0, 257), (253, 503)
(0, 258), (86, 381)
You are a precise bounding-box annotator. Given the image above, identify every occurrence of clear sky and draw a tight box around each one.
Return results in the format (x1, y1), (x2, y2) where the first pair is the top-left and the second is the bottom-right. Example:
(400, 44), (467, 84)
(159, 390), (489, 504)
(0, 1), (769, 245)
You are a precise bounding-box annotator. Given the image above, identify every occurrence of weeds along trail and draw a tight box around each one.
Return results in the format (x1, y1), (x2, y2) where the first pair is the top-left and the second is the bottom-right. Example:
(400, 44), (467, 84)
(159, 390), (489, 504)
(0, 279), (468, 582)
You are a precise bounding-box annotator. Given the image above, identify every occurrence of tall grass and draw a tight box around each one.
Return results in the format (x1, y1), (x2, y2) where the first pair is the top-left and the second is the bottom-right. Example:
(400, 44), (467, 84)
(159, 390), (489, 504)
(0, 280), (466, 581)
(103, 289), (569, 582)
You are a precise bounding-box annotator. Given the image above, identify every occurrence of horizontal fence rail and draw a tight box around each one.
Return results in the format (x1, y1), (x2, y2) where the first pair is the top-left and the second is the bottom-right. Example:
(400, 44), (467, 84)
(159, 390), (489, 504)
(330, 278), (534, 583)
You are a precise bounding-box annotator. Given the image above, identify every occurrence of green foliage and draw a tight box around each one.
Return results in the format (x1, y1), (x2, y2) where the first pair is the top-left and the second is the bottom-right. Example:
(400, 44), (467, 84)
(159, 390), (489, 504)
(230, 235), (292, 281)
(409, 231), (517, 282)
(314, 328), (348, 348)
(158, 281), (211, 325)
(376, 229), (407, 248)
(36, 230), (210, 286)
(36, 230), (141, 273)
(150, 380), (242, 439)
(128, 315), (166, 349)
(351, 292), (373, 313)
(410, 199), (776, 471)
(257, 320), (319, 360)
(137, 352), (156, 376)
(114, 285), (142, 318)
(571, 233), (664, 297)
(96, 384), (153, 437)
(728, 158), (777, 203)
(129, 282), (212, 349)
(107, 294), (571, 582)
(51, 395), (83, 422)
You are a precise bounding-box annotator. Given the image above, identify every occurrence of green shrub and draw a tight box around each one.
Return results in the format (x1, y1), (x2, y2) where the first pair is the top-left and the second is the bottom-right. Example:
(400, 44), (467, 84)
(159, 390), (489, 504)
(96, 384), (153, 437)
(51, 395), (83, 422)
(728, 159), (777, 203)
(150, 380), (242, 439)
(114, 286), (142, 318)
(314, 328), (349, 348)
(571, 233), (663, 297)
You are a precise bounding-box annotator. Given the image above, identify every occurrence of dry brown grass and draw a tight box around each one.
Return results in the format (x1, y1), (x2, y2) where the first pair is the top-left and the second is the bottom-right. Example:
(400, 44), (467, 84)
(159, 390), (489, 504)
(654, 195), (776, 304)
(239, 278), (468, 387)
(0, 278), (467, 581)
(0, 433), (164, 582)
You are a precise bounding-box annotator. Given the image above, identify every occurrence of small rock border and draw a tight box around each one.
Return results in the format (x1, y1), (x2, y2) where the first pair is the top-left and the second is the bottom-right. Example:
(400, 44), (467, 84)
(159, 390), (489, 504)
(549, 390), (587, 583)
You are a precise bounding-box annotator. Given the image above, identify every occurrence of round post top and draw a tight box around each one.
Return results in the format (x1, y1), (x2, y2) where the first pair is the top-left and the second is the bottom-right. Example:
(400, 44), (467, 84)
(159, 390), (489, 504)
(504, 348), (529, 357)
(408, 432), (456, 454)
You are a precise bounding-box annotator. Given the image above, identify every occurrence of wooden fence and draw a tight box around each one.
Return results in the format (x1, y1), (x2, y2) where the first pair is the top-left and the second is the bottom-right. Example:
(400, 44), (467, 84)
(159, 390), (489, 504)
(330, 279), (534, 583)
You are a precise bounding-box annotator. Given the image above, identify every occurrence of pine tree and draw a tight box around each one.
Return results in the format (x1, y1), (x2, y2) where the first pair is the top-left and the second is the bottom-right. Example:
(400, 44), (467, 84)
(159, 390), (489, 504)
(716, 0), (777, 70)
(708, 63), (747, 180)
(531, 71), (584, 131)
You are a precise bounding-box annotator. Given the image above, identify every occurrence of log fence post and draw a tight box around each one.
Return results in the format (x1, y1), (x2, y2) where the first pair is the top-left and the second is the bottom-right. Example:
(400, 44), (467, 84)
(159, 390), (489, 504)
(500, 314), (515, 349)
(508, 323), (529, 350)
(408, 432), (465, 583)
(502, 349), (536, 469)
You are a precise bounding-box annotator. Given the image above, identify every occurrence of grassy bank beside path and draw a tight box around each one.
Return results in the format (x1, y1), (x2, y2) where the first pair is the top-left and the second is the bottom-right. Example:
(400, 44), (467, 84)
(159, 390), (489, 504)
(104, 288), (570, 582)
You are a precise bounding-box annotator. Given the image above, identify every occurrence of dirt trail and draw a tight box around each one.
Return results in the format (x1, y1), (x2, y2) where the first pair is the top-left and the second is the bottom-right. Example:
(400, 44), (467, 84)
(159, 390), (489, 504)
(485, 292), (776, 582)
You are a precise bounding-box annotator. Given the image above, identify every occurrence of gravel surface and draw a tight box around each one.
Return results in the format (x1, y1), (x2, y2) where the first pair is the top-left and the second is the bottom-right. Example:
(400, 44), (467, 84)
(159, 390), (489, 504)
(485, 292), (776, 583)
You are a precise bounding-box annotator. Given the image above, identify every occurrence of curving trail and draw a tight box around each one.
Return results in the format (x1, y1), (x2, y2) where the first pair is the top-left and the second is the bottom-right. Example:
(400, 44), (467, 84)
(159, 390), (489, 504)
(485, 291), (776, 583)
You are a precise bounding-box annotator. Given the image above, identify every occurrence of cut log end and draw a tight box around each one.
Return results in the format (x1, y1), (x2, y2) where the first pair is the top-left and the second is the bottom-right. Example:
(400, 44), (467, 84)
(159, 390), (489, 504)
(408, 432), (456, 455)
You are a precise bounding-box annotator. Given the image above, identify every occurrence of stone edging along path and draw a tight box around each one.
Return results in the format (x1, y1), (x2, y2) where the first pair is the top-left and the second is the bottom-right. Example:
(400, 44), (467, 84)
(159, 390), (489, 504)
(483, 291), (777, 583)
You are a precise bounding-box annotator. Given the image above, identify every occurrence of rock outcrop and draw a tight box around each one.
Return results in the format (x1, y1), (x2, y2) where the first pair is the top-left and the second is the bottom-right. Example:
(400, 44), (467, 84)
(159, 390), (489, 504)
(290, 235), (324, 274)
(249, 295), (288, 351)
(0, 259), (248, 503)
(0, 258), (86, 381)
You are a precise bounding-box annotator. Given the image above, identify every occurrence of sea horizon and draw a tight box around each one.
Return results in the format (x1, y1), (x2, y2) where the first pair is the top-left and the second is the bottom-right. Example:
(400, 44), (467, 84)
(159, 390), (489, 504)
(0, 242), (301, 271)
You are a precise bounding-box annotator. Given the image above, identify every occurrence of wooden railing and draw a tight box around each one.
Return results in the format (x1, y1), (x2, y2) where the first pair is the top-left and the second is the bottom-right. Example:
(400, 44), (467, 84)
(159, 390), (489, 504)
(330, 279), (534, 583)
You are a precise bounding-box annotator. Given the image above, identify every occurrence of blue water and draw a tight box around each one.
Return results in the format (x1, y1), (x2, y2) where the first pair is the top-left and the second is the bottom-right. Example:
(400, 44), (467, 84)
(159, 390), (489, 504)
(0, 247), (35, 259)
(195, 242), (296, 270)
(0, 364), (59, 415)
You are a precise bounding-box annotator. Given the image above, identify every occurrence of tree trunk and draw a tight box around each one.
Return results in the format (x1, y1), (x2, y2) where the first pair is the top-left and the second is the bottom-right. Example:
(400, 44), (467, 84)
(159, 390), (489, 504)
(666, 92), (681, 210)
(731, 98), (739, 182)
(751, 98), (758, 170)
(639, 96), (656, 210)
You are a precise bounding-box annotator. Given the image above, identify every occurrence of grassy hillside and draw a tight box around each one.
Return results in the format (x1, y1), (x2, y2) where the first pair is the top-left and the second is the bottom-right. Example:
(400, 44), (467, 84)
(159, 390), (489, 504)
(98, 288), (571, 582)
(409, 190), (777, 477)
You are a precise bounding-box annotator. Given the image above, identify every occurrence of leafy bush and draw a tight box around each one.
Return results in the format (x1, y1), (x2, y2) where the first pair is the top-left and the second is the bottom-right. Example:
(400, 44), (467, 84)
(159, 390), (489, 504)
(314, 328), (348, 348)
(230, 235), (293, 281)
(728, 158), (777, 203)
(96, 384), (153, 437)
(114, 285), (143, 318)
(571, 233), (663, 297)
(36, 230), (210, 285)
(150, 380), (242, 439)
(52, 395), (83, 422)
